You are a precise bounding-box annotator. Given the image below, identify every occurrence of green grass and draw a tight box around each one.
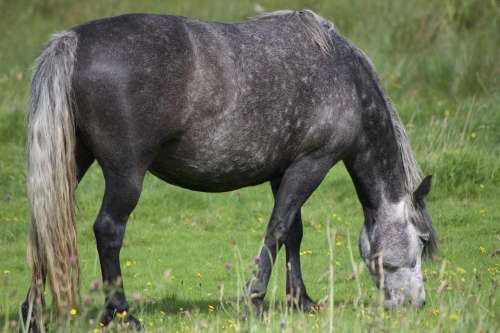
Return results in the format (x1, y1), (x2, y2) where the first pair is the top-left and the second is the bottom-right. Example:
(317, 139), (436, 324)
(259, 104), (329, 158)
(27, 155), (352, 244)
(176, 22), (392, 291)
(0, 0), (499, 332)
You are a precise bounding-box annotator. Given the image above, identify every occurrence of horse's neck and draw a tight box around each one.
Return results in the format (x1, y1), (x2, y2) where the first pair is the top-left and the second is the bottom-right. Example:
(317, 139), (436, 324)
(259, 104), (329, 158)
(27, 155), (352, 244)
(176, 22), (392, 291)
(344, 114), (407, 220)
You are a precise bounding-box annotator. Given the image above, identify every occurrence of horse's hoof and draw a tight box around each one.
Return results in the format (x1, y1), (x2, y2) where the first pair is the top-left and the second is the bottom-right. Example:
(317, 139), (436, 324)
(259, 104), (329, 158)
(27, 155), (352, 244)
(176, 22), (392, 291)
(21, 301), (41, 333)
(99, 309), (142, 331)
(27, 324), (40, 333)
(121, 314), (143, 331)
(240, 296), (264, 320)
(251, 297), (265, 318)
(287, 295), (318, 312)
(99, 308), (114, 327)
(26, 321), (41, 333)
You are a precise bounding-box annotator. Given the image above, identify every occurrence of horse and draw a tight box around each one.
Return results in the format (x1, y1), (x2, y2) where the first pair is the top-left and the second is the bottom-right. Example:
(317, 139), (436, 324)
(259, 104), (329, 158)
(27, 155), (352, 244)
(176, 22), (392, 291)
(22, 9), (436, 330)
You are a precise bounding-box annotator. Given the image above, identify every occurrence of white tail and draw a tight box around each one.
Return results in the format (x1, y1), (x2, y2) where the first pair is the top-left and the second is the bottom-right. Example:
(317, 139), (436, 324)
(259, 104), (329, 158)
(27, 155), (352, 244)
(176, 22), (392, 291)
(26, 30), (79, 315)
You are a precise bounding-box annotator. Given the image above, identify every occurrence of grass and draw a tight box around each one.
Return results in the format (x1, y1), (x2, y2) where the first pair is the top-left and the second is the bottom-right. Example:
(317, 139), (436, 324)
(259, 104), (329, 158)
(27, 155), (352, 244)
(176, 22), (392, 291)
(0, 0), (499, 332)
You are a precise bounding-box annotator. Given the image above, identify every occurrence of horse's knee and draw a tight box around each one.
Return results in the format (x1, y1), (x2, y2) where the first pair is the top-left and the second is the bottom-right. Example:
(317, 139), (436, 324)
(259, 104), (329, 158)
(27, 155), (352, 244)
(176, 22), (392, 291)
(269, 214), (299, 243)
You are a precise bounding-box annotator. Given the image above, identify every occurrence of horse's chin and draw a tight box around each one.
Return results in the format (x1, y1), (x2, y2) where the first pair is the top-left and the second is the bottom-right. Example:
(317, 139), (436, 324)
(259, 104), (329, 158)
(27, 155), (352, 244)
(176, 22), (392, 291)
(383, 286), (426, 309)
(384, 298), (426, 309)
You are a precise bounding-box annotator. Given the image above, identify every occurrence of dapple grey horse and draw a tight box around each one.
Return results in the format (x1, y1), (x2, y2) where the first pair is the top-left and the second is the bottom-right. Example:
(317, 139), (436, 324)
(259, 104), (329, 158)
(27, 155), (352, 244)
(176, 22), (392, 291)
(23, 10), (436, 330)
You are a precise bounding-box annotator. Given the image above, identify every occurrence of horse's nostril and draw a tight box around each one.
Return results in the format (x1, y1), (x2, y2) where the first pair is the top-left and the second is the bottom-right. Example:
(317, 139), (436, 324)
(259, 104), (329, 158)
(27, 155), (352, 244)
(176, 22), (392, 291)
(414, 299), (426, 308)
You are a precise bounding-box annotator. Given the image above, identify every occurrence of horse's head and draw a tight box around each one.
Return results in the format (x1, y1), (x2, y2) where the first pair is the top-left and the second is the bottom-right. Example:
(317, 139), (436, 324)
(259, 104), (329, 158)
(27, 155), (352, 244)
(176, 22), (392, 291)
(359, 176), (436, 308)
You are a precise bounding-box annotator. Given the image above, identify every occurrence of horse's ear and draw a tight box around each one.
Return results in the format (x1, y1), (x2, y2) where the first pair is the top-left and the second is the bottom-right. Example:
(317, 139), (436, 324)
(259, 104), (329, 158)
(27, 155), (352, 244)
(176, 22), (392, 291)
(413, 175), (432, 203)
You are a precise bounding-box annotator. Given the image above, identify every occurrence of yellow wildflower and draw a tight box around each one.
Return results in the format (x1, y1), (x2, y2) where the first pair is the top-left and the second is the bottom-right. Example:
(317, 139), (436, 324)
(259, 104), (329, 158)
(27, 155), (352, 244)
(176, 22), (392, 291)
(457, 267), (466, 274)
(70, 308), (78, 316)
(431, 308), (440, 316)
(300, 249), (313, 256)
(479, 246), (487, 254)
(116, 310), (128, 319)
(448, 313), (459, 322)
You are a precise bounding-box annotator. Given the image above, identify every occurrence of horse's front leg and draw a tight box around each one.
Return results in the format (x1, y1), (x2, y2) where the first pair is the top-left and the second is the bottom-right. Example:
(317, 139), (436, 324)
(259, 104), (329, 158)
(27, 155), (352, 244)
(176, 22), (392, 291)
(248, 155), (333, 313)
(284, 214), (317, 311)
(93, 170), (145, 329)
(270, 180), (317, 311)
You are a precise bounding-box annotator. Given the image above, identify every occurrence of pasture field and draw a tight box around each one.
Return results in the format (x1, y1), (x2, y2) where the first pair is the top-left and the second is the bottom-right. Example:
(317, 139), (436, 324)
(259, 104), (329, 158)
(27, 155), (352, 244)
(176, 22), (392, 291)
(0, 0), (499, 332)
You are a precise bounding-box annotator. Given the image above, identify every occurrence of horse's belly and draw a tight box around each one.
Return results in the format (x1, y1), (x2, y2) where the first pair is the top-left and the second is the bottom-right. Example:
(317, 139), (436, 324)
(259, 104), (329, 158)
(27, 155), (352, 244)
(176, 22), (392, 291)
(149, 140), (286, 192)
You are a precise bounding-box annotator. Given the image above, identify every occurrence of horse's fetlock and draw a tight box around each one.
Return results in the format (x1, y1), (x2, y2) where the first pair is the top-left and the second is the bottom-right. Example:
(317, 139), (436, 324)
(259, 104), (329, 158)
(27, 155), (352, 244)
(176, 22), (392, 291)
(249, 280), (266, 297)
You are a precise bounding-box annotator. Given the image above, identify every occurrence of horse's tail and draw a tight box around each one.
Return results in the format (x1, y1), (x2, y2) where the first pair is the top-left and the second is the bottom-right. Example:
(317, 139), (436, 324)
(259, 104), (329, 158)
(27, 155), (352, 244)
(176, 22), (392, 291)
(26, 30), (79, 315)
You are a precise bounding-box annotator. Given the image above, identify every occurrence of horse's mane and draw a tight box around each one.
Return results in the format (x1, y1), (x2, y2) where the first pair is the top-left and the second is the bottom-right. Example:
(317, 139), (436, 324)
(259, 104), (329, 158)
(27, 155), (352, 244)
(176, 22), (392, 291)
(351, 49), (423, 192)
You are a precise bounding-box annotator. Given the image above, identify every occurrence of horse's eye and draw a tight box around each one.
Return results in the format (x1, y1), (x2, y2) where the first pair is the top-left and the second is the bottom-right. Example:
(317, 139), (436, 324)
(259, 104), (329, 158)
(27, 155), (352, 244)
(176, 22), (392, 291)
(382, 263), (398, 272)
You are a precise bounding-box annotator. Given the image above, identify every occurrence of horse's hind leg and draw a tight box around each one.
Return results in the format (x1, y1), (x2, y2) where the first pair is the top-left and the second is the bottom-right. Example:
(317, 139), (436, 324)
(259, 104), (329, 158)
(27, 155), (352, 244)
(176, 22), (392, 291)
(249, 155), (333, 312)
(93, 167), (146, 329)
(270, 180), (315, 311)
